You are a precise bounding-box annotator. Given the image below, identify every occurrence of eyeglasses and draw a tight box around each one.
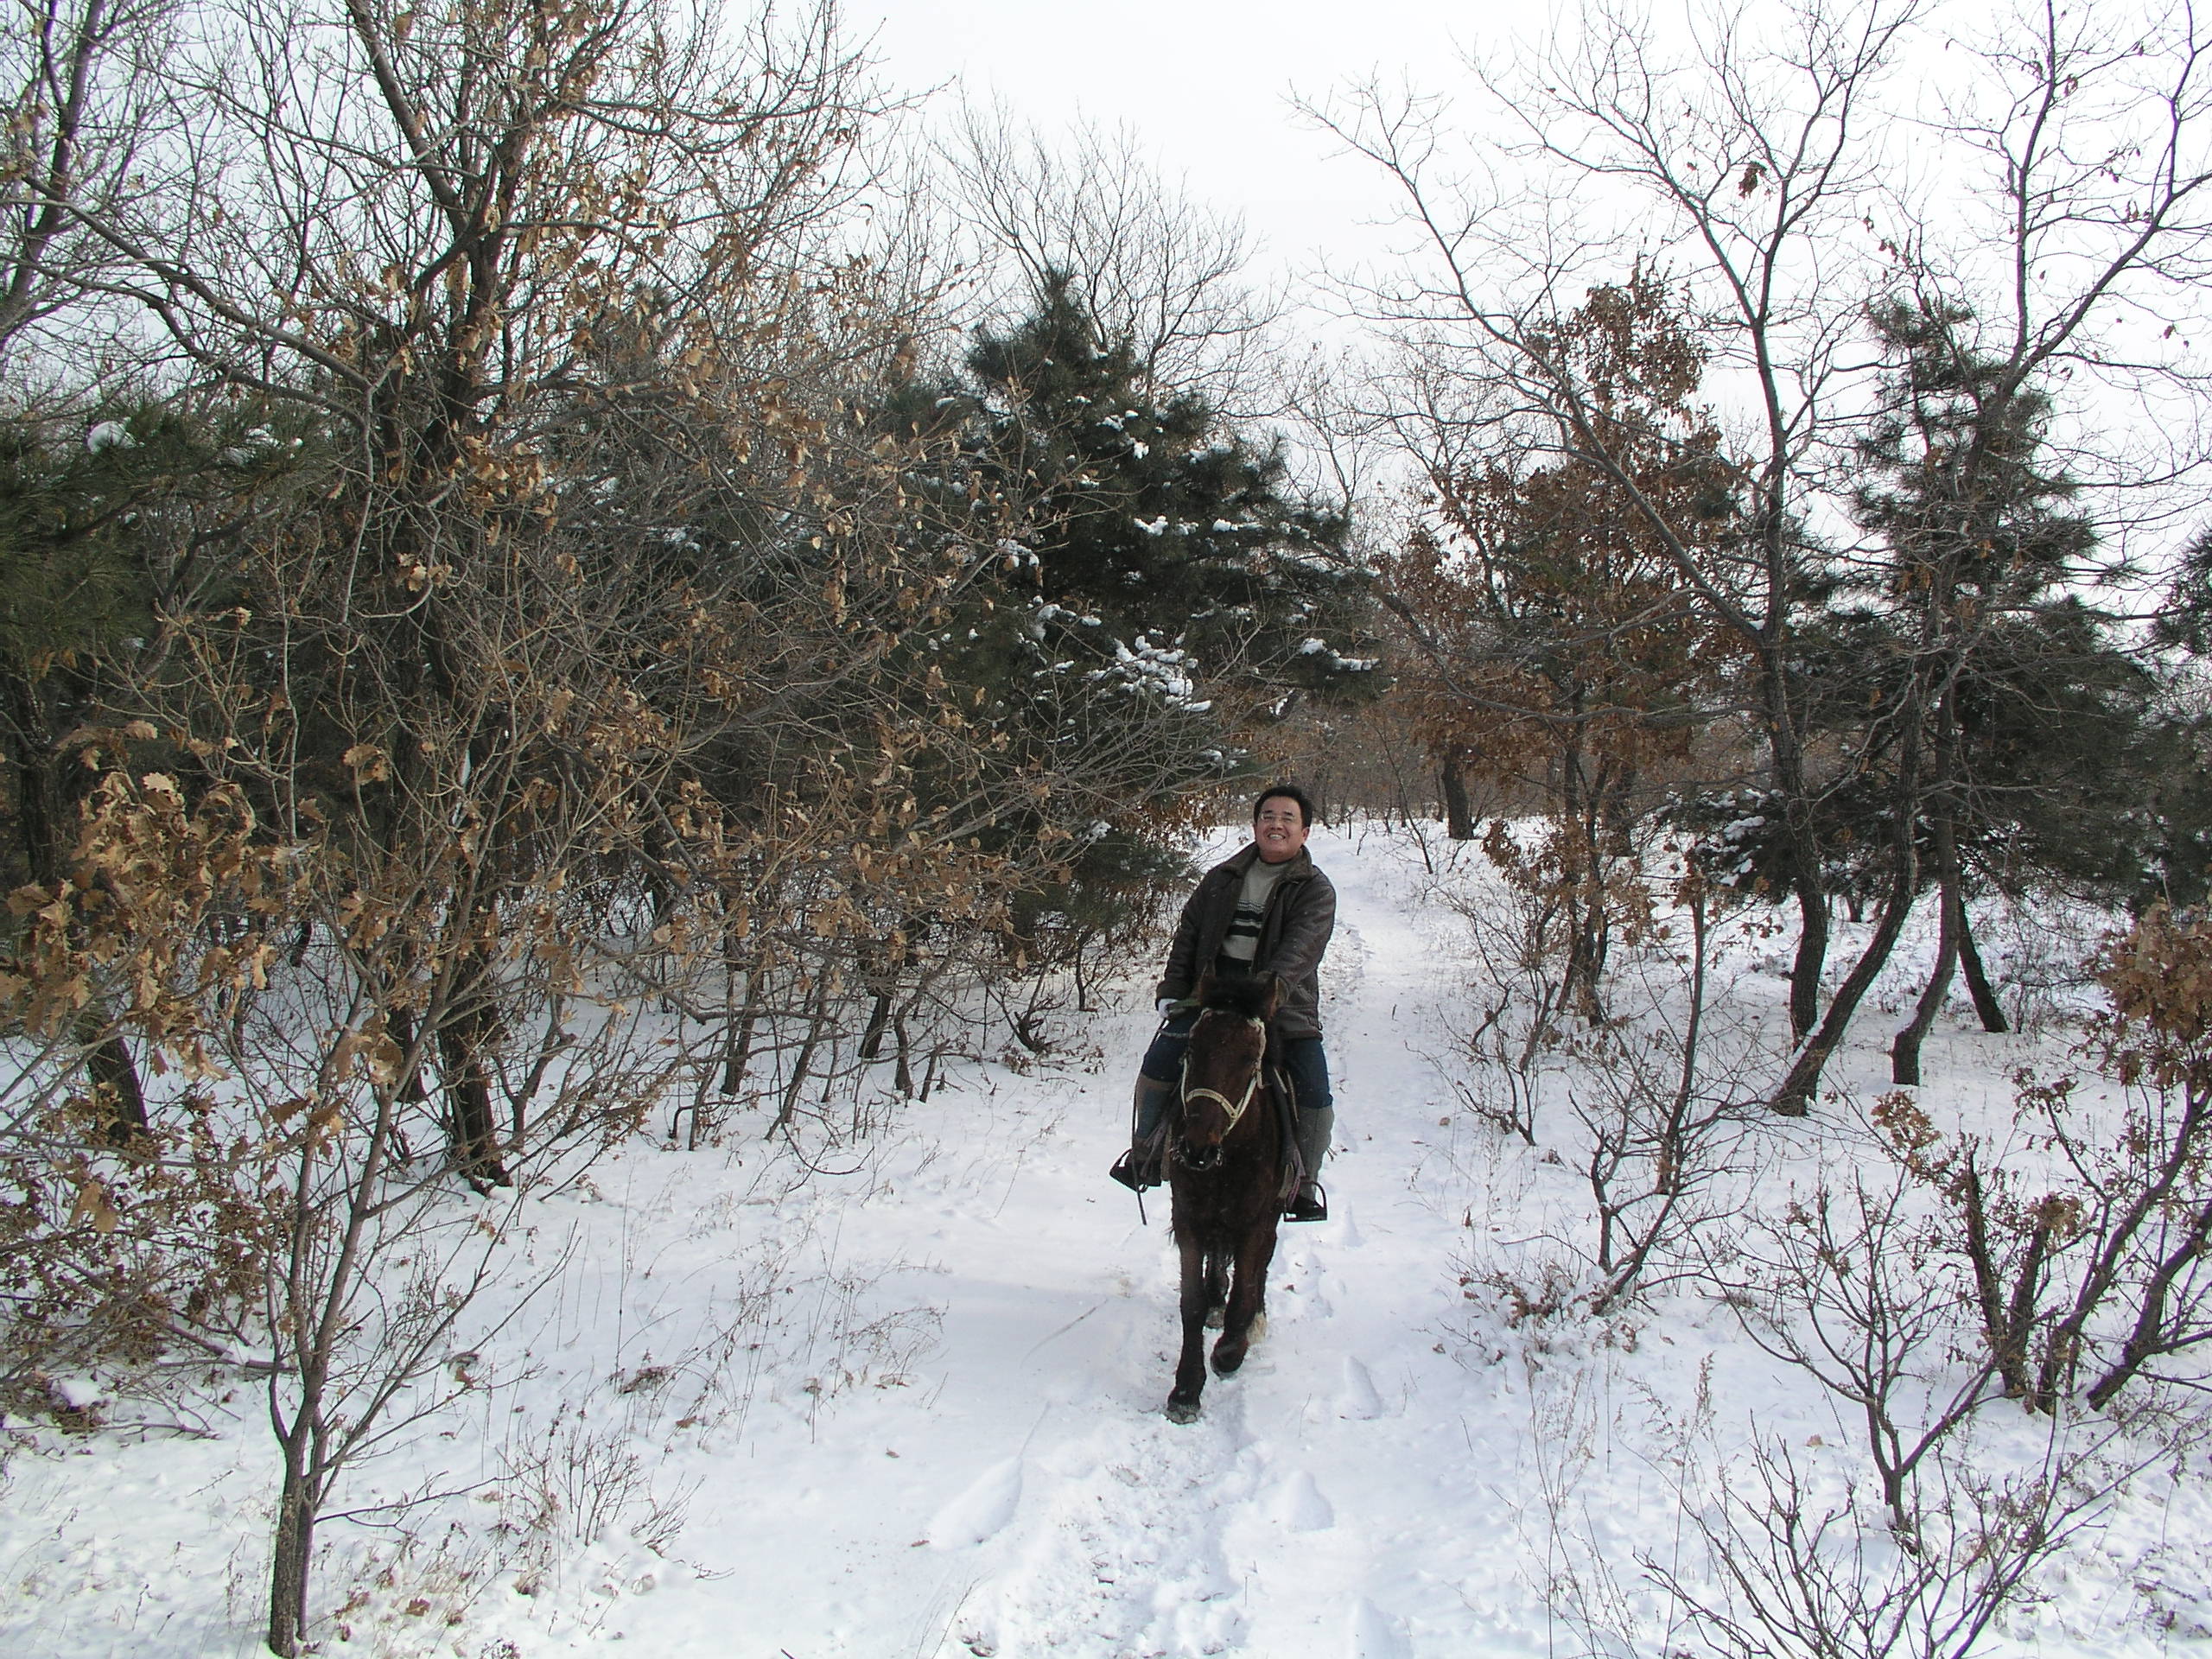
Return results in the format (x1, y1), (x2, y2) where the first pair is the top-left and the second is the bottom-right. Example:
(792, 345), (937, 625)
(1255, 810), (1304, 826)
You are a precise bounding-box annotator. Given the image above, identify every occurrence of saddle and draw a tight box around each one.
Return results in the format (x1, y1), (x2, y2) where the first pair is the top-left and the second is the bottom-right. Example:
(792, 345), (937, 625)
(1108, 1058), (1311, 1214)
(1263, 1058), (1305, 1206)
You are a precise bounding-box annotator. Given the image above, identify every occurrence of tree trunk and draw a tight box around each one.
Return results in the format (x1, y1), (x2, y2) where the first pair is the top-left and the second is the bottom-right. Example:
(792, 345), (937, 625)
(85, 1025), (149, 1143)
(857, 927), (910, 1060)
(1785, 874), (1832, 1047)
(767, 976), (831, 1140)
(385, 1007), (432, 1106)
(266, 1444), (317, 1656)
(2, 661), (65, 886)
(1761, 617), (1832, 1048)
(1772, 877), (1915, 1114)
(1440, 757), (1474, 840)
(1773, 518), (1941, 1110)
(1892, 808), (1967, 1085)
(1560, 858), (1611, 1023)
(857, 989), (893, 1061)
(437, 969), (509, 1189)
(1891, 885), (1958, 1086)
(721, 969), (763, 1100)
(717, 908), (766, 1103)
(1957, 897), (2008, 1033)
(1071, 930), (1094, 1012)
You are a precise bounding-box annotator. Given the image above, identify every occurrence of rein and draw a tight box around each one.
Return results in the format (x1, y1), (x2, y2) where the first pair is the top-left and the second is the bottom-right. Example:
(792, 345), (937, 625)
(1176, 1015), (1267, 1170)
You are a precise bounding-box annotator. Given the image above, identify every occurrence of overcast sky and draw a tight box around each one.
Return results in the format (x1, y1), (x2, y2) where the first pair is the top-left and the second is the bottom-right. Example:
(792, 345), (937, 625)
(849, 0), (1487, 296)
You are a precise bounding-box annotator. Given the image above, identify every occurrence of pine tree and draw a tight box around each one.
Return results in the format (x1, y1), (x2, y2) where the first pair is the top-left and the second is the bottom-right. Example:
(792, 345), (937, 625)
(1679, 298), (2160, 1092)
(856, 274), (1383, 976)
(963, 272), (1377, 715)
(1847, 299), (2152, 1081)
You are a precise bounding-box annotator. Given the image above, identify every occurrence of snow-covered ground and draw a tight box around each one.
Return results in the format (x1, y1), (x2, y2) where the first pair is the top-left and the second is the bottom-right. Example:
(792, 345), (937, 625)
(8, 821), (2211, 1656)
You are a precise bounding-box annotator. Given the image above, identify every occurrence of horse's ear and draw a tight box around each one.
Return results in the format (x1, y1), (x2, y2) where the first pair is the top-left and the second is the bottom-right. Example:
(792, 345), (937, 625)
(1193, 971), (1217, 1007)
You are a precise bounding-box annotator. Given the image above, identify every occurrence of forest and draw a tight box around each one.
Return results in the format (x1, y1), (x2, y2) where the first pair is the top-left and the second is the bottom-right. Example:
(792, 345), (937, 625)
(9, 0), (2212, 1654)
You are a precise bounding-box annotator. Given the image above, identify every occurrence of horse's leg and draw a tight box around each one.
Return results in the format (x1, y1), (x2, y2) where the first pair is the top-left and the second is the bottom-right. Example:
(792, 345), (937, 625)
(1211, 1218), (1280, 1376)
(1166, 1230), (1211, 1423)
(1203, 1245), (1228, 1330)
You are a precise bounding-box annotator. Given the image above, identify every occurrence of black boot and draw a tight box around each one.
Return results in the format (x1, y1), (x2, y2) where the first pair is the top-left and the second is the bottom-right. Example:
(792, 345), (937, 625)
(1285, 1105), (1332, 1221)
(1109, 1076), (1173, 1192)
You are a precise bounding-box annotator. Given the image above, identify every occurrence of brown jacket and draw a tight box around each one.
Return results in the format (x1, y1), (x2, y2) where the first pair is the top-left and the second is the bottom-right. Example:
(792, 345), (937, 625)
(1154, 842), (1336, 1041)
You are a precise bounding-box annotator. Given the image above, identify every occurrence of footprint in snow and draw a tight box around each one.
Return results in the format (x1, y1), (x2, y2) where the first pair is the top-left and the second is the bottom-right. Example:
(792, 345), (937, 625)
(1348, 1595), (1412, 1658)
(1340, 1357), (1383, 1420)
(1282, 1248), (1336, 1308)
(926, 1457), (1022, 1549)
(1274, 1470), (1336, 1532)
(1319, 1199), (1361, 1247)
(1320, 921), (1370, 1005)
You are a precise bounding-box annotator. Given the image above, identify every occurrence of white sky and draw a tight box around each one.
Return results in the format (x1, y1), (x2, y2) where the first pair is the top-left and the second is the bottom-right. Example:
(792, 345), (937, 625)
(846, 1), (2212, 547)
(850, 0), (1486, 296)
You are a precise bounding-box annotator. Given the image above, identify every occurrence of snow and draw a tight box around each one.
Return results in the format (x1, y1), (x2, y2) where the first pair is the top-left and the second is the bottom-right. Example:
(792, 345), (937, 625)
(47, 1376), (104, 1413)
(1087, 637), (1210, 710)
(4, 823), (2208, 1656)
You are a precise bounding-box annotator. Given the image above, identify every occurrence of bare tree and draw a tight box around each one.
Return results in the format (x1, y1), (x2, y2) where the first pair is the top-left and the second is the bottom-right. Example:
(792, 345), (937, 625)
(0, 0), (182, 387)
(1640, 1417), (2145, 1659)
(933, 101), (1284, 413)
(1310, 0), (2212, 1110)
(1869, 906), (2212, 1421)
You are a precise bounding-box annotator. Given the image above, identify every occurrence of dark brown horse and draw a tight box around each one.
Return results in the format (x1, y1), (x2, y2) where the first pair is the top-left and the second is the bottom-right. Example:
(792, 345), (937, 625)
(1164, 972), (1287, 1424)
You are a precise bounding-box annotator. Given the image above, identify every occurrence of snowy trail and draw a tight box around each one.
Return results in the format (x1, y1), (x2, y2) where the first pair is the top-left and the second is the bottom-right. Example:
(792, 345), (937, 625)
(534, 823), (1560, 1659)
(895, 825), (1518, 1659)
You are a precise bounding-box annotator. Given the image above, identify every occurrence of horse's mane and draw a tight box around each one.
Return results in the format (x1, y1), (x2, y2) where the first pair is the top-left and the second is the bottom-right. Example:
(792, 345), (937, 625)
(1198, 973), (1278, 1021)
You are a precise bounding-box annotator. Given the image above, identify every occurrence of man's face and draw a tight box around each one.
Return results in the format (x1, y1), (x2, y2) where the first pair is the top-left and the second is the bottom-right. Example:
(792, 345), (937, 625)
(1254, 796), (1309, 864)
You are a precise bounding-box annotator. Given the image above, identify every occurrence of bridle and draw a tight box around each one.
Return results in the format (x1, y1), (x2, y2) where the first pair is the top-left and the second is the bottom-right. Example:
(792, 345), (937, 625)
(1174, 1014), (1266, 1173)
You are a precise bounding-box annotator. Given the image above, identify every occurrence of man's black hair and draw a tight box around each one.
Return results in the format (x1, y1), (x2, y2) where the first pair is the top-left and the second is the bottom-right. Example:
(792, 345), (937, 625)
(1252, 783), (1318, 829)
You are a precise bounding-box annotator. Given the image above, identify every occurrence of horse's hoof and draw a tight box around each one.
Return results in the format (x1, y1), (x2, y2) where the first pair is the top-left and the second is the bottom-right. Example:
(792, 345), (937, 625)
(1204, 1302), (1226, 1331)
(1164, 1395), (1201, 1424)
(1211, 1341), (1246, 1376)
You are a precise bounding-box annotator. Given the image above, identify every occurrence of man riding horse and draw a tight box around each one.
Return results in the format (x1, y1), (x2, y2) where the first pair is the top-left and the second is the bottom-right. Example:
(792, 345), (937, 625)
(1110, 783), (1337, 1222)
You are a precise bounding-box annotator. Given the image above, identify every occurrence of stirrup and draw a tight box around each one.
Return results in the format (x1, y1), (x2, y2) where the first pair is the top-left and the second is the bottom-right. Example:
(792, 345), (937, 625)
(1109, 1146), (1161, 1192)
(1284, 1182), (1328, 1223)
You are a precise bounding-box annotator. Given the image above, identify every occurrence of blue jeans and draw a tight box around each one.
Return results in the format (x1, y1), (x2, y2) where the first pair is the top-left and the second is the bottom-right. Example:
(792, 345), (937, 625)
(1137, 1011), (1332, 1137)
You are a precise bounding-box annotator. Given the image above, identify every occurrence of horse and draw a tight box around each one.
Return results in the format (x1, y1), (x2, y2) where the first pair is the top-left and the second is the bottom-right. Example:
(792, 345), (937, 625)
(1164, 971), (1290, 1424)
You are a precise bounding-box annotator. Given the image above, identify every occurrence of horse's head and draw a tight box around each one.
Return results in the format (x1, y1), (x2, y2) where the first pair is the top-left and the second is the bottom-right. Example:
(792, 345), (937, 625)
(1173, 973), (1280, 1172)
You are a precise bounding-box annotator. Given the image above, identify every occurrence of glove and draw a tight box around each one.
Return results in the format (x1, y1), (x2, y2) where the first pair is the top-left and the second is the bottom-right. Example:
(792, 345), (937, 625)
(1158, 997), (1184, 1015)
